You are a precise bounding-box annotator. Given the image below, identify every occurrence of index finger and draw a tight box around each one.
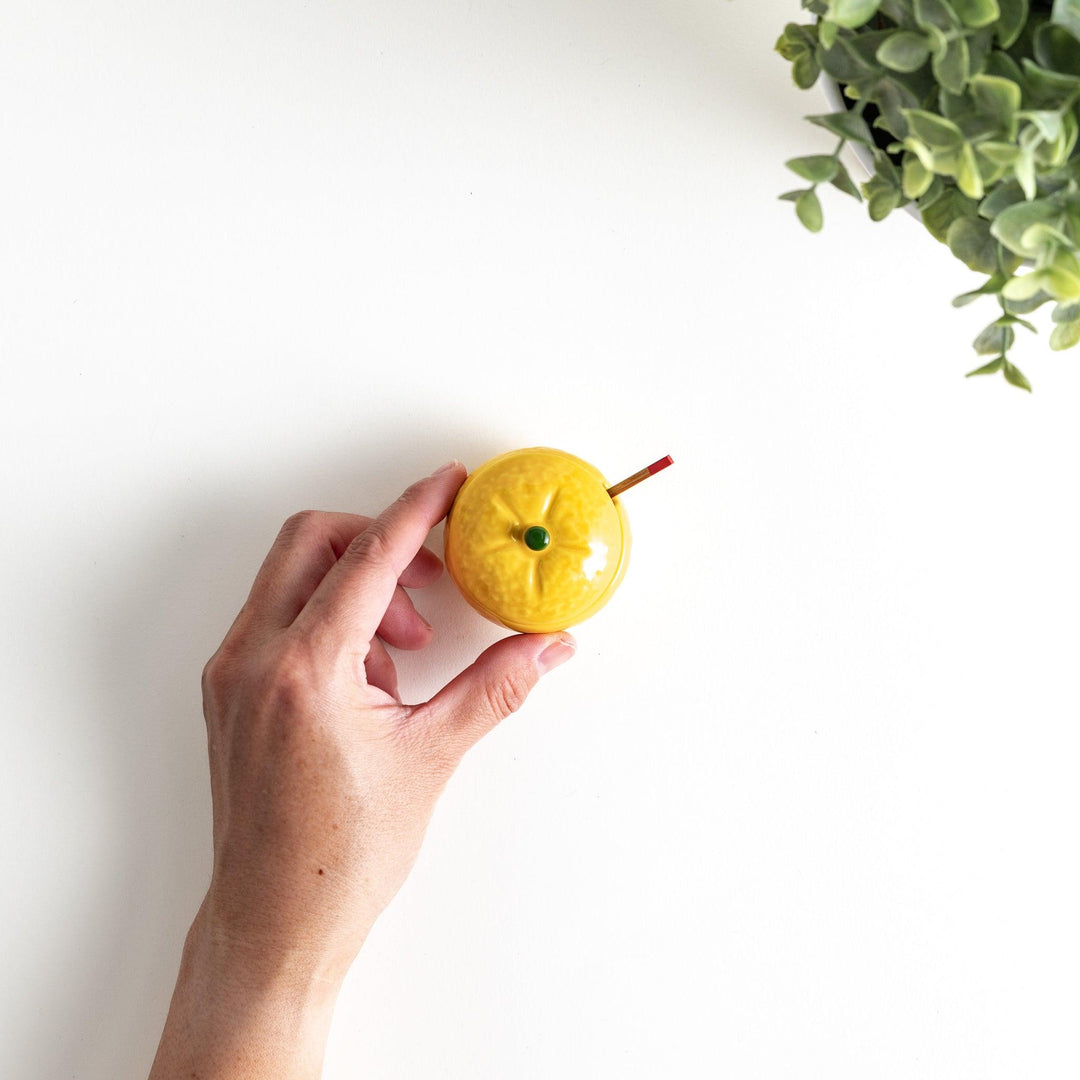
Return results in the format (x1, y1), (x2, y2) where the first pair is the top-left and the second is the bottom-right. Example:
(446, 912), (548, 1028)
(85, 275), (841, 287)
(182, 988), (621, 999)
(293, 461), (466, 648)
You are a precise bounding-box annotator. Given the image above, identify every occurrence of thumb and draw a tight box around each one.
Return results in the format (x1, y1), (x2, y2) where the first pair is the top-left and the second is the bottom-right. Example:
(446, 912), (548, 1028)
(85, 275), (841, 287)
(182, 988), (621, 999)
(418, 632), (576, 757)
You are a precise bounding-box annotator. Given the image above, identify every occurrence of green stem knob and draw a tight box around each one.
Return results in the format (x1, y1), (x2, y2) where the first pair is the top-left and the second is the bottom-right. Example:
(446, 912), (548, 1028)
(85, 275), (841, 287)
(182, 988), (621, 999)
(523, 525), (550, 551)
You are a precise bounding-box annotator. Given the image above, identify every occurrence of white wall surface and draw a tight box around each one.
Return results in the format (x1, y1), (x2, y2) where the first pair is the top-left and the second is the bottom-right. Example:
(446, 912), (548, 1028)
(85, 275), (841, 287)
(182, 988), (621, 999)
(3, 1), (1079, 1077)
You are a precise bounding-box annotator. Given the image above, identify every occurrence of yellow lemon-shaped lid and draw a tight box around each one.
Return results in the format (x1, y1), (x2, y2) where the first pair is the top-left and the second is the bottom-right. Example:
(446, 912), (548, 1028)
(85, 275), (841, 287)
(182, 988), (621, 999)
(444, 447), (631, 634)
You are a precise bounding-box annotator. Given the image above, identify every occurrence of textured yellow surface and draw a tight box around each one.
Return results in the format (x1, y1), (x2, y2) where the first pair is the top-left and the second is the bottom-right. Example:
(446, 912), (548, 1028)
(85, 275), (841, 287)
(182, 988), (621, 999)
(444, 448), (631, 633)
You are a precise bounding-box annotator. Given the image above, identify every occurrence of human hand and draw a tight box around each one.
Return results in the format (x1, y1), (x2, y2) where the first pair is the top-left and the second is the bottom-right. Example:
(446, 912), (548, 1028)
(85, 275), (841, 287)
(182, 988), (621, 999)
(149, 462), (576, 1079)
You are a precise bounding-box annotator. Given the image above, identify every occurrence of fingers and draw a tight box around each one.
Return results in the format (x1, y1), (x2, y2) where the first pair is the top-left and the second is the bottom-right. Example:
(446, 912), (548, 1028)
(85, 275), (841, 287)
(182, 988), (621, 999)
(294, 463), (466, 649)
(239, 511), (444, 635)
(399, 545), (443, 590)
(378, 584), (433, 651)
(364, 636), (400, 700)
(413, 632), (576, 760)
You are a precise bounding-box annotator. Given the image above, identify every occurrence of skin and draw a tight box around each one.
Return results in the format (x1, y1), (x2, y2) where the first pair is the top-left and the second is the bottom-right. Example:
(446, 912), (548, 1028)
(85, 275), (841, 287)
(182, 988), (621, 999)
(148, 462), (576, 1078)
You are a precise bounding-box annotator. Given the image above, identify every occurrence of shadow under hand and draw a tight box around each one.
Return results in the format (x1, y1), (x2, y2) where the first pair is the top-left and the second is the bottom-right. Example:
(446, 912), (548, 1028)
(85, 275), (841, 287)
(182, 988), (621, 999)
(28, 426), (509, 1079)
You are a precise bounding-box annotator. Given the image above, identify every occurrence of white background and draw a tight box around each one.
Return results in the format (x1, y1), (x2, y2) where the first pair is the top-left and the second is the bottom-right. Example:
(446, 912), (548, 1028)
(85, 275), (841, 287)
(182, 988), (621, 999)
(3, 1), (1079, 1077)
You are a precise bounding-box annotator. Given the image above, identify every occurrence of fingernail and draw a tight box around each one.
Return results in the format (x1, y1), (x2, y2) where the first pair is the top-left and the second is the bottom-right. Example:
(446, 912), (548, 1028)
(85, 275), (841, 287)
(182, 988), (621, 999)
(537, 635), (576, 675)
(434, 460), (462, 476)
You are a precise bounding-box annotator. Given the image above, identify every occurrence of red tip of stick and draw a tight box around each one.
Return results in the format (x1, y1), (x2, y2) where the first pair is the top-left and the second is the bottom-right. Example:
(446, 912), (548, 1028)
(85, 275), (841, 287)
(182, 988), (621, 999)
(647, 455), (674, 476)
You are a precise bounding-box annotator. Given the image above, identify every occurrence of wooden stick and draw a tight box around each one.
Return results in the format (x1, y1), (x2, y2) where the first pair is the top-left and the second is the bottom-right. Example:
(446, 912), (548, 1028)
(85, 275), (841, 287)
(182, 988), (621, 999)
(607, 455), (674, 499)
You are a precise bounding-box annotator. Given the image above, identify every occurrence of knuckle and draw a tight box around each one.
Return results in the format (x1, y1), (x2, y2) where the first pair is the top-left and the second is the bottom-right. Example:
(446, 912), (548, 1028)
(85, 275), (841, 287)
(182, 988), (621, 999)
(484, 670), (532, 722)
(349, 519), (393, 565)
(200, 643), (246, 721)
(398, 479), (425, 508)
(201, 648), (233, 701)
(200, 656), (220, 705)
(279, 509), (322, 541)
(261, 637), (321, 712)
(200, 632), (330, 732)
(201, 653), (218, 691)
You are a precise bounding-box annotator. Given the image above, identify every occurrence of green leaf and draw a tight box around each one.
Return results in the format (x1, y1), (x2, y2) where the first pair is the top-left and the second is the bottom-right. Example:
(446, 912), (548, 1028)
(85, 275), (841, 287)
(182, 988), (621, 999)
(1002, 271), (1049, 300)
(952, 0), (1000, 26)
(1050, 319), (1080, 348)
(1004, 262), (1080, 302)
(779, 190), (805, 202)
(995, 0), (1030, 48)
(957, 142), (985, 199)
(830, 160), (864, 200)
(953, 272), (1008, 306)
(966, 356), (1005, 375)
(939, 87), (971, 124)
(954, 292), (985, 308)
(1050, 317), (1080, 348)
(968, 74), (1021, 135)
(1052, 300), (1080, 323)
(984, 48), (1027, 86)
(934, 35), (971, 94)
(979, 180), (1026, 219)
(1015, 148), (1037, 200)
(915, 0), (962, 30)
(786, 155), (841, 183)
(877, 31), (933, 71)
(991, 198), (1062, 257)
(1003, 359), (1033, 390)
(796, 188), (825, 232)
(820, 35), (876, 81)
(921, 185), (980, 243)
(973, 320), (1016, 354)
(820, 19), (840, 49)
(1038, 111), (1079, 168)
(795, 53), (823, 89)
(872, 77), (923, 139)
(845, 28), (902, 69)
(1005, 290), (1052, 314)
(1023, 110), (1064, 142)
(967, 25), (996, 77)
(947, 215), (999, 272)
(1035, 23), (1080, 74)
(924, 22), (950, 58)
(925, 23), (950, 58)
(807, 111), (876, 147)
(776, 23), (816, 60)
(871, 147), (902, 185)
(903, 153), (935, 198)
(879, 0), (920, 23)
(977, 141), (1022, 167)
(903, 109), (965, 149)
(1021, 59), (1080, 101)
(999, 314), (1039, 332)
(1052, 0), (1080, 41)
(903, 136), (936, 170)
(829, 0), (883, 28)
(933, 145), (968, 183)
(1020, 222), (1074, 250)
(863, 175), (903, 221)
(1042, 260), (1080, 300)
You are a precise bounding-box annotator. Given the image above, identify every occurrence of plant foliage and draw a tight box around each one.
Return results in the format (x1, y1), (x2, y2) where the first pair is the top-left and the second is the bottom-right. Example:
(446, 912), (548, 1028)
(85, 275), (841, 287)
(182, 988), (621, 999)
(777, 0), (1080, 390)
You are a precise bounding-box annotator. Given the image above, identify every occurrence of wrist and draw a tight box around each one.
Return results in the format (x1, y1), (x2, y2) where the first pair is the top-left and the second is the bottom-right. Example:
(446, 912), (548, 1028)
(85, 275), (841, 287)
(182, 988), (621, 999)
(149, 897), (347, 1079)
(192, 889), (354, 999)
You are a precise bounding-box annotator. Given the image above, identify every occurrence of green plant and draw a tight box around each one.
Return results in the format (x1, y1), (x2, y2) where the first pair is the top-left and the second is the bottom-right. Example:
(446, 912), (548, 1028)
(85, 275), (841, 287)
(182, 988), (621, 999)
(777, 0), (1080, 390)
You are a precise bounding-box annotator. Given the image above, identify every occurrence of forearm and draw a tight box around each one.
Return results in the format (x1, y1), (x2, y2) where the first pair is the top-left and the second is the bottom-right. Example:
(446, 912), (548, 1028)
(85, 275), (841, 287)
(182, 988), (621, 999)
(149, 899), (345, 1079)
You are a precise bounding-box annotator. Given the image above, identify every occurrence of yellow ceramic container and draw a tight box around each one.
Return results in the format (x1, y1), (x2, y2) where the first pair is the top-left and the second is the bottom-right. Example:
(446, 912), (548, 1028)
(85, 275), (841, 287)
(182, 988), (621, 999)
(444, 447), (632, 633)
